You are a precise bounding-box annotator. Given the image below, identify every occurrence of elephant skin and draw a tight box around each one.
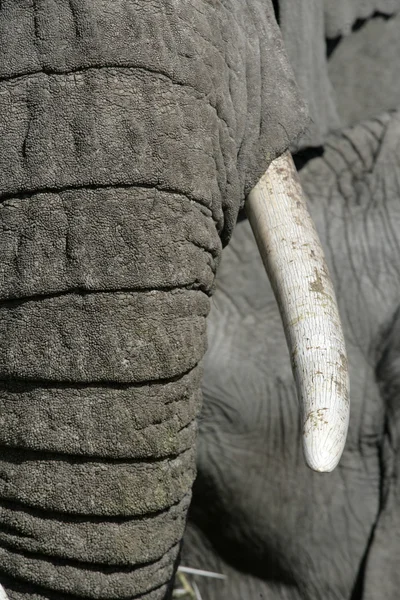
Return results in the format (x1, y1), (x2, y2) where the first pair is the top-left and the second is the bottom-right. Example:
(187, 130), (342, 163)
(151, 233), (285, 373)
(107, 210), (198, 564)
(183, 111), (400, 600)
(275, 3), (400, 149)
(0, 1), (307, 599)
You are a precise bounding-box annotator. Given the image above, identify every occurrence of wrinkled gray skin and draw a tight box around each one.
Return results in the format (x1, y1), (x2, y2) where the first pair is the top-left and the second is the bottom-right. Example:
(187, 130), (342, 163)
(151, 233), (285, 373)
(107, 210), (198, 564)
(0, 1), (307, 599)
(183, 110), (400, 599)
(1, 2), (399, 600)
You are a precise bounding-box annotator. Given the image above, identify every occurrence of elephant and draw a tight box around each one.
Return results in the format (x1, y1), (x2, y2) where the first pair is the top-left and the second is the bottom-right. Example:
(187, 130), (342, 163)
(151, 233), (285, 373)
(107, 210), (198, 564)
(0, 1), (340, 598)
(183, 109), (400, 599)
(0, 1), (398, 600)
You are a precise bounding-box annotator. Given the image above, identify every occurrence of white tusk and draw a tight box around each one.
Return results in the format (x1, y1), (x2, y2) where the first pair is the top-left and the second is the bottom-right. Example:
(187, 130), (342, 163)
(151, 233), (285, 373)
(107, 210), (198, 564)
(0, 584), (9, 600)
(246, 150), (350, 472)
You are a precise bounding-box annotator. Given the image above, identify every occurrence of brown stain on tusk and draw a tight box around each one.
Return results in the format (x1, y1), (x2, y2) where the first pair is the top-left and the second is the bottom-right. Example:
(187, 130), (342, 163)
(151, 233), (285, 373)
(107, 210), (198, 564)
(304, 408), (330, 433)
(309, 267), (326, 295)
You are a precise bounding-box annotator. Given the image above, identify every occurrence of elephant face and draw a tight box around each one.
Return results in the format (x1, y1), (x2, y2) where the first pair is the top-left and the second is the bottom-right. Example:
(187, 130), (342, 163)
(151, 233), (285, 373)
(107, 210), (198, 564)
(184, 111), (400, 599)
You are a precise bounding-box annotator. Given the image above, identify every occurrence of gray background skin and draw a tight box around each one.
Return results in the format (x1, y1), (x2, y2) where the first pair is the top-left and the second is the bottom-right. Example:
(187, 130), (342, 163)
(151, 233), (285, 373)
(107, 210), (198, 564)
(278, 2), (400, 149)
(184, 110), (400, 600)
(328, 12), (400, 127)
(0, 1), (308, 599)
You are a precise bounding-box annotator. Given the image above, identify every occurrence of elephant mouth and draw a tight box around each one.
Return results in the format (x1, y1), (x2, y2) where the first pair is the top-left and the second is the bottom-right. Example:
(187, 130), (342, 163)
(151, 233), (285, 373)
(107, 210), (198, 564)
(246, 151), (350, 473)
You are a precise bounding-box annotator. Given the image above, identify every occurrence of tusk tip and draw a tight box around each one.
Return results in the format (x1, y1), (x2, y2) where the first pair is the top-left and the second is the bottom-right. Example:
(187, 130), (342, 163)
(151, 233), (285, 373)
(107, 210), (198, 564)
(302, 407), (348, 473)
(305, 450), (341, 473)
(303, 437), (346, 473)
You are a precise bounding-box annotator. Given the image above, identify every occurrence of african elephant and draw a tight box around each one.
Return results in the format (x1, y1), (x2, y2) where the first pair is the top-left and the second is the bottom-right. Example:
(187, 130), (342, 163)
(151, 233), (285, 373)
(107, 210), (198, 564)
(0, 1), (352, 598)
(183, 109), (400, 599)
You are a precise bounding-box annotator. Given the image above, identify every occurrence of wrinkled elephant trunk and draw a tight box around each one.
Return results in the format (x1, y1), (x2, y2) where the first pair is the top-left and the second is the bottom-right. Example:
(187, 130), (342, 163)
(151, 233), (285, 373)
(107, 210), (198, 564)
(0, 184), (220, 598)
(0, 33), (225, 593)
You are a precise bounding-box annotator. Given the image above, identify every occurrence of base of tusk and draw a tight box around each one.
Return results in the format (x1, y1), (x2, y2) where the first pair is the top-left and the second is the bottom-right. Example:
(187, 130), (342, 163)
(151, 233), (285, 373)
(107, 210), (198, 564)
(0, 584), (9, 600)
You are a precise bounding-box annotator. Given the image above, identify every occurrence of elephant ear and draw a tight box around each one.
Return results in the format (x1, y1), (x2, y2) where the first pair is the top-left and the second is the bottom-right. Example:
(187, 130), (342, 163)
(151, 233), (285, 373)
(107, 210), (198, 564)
(276, 0), (341, 149)
(233, 0), (309, 193)
(214, 0), (310, 245)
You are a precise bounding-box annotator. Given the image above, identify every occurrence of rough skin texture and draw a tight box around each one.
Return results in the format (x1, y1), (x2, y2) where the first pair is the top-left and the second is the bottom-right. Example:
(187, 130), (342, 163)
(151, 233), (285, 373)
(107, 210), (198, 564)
(0, 1), (307, 598)
(183, 111), (400, 599)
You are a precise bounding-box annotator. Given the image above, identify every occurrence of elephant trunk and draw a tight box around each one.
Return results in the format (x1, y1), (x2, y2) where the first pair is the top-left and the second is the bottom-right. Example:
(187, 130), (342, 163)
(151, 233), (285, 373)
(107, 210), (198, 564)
(0, 4), (231, 592)
(246, 151), (350, 472)
(0, 185), (220, 598)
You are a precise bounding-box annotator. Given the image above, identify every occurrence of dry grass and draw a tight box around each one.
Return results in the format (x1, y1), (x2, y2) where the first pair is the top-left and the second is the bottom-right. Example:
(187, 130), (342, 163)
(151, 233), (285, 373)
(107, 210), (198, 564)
(173, 566), (226, 600)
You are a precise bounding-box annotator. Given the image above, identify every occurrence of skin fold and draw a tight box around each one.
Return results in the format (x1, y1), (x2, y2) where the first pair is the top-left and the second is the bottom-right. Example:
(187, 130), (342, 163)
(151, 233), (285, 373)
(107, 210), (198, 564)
(183, 111), (400, 600)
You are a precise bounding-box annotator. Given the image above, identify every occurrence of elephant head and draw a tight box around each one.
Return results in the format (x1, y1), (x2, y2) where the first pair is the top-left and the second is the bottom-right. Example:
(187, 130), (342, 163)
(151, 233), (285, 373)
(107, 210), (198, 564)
(0, 1), (348, 598)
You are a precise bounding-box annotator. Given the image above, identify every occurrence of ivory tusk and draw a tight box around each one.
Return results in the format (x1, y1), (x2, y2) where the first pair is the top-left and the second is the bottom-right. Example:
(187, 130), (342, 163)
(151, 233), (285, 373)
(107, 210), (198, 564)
(245, 150), (350, 472)
(0, 584), (9, 600)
